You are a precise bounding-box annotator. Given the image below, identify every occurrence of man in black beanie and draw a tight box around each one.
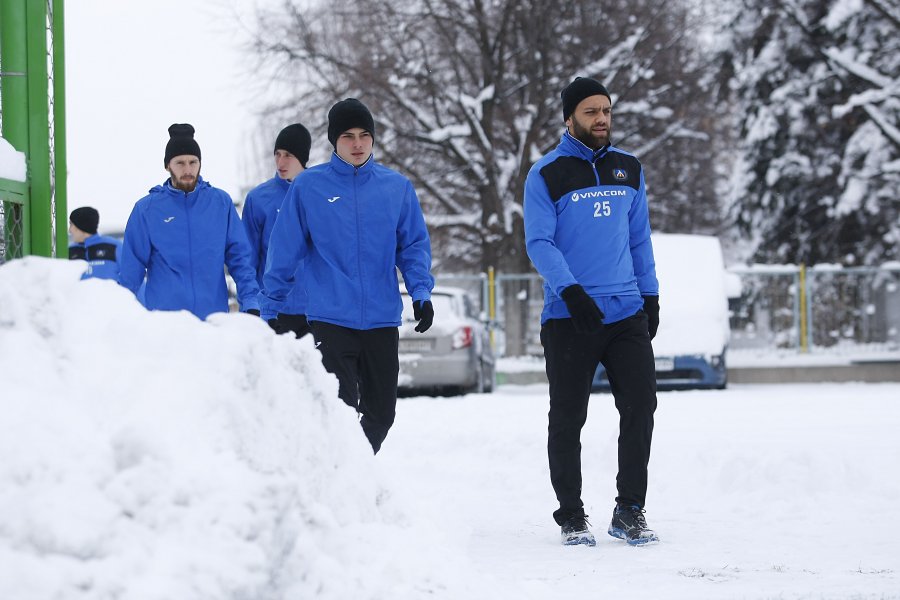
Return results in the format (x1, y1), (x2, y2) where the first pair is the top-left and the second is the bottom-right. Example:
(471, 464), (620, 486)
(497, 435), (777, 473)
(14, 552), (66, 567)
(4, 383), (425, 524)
(119, 123), (260, 319)
(524, 77), (661, 547)
(261, 98), (435, 454)
(68, 206), (122, 281)
(243, 123), (312, 338)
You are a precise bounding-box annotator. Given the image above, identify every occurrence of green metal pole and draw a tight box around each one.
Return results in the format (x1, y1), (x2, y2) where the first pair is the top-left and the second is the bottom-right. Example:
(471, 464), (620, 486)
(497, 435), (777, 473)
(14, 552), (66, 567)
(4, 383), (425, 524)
(1, 0), (32, 254)
(52, 0), (67, 255)
(26, 0), (53, 257)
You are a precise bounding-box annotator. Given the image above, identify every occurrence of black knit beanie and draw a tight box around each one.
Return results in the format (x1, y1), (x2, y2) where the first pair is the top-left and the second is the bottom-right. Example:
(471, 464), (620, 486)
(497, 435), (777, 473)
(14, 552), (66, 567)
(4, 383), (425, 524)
(327, 98), (375, 147)
(274, 123), (312, 167)
(561, 77), (611, 121)
(70, 206), (99, 235)
(164, 123), (201, 167)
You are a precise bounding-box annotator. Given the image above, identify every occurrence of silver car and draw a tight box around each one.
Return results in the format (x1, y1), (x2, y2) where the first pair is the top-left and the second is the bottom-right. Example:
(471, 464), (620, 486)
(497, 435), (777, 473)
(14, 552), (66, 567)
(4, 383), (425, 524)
(398, 286), (496, 394)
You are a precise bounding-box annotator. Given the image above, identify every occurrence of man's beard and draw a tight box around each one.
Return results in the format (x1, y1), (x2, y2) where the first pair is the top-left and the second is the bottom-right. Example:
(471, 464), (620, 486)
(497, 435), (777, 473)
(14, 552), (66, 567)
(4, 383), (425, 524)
(571, 119), (610, 150)
(172, 174), (197, 192)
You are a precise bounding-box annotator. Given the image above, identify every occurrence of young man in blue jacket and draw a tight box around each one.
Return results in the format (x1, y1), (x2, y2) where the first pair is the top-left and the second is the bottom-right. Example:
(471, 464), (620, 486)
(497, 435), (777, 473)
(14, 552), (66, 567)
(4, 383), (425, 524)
(262, 98), (435, 453)
(68, 206), (122, 281)
(524, 78), (661, 547)
(119, 123), (260, 320)
(243, 123), (312, 338)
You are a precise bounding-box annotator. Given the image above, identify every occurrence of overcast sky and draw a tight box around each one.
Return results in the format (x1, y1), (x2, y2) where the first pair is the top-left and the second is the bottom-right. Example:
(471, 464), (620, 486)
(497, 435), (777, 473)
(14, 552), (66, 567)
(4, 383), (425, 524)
(65, 1), (273, 231)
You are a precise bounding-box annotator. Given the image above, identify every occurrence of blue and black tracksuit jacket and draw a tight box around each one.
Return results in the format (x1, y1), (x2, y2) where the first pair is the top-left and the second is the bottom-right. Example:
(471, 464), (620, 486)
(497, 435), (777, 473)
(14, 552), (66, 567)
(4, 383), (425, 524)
(524, 132), (659, 324)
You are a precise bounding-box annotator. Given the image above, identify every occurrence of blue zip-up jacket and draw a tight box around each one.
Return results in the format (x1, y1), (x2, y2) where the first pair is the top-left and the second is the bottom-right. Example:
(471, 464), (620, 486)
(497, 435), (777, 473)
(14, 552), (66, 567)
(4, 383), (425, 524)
(69, 233), (122, 281)
(119, 177), (260, 319)
(242, 174), (306, 318)
(261, 152), (434, 329)
(524, 132), (658, 324)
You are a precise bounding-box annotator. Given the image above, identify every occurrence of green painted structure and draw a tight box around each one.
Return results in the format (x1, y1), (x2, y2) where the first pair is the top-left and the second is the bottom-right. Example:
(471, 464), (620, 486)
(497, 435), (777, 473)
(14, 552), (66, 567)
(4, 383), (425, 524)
(0, 0), (67, 261)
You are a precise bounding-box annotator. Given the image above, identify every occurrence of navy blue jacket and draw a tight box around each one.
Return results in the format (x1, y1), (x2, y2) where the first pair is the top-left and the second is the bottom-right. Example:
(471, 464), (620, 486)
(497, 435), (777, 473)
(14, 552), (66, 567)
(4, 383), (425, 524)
(119, 177), (260, 319)
(261, 152), (434, 329)
(69, 234), (122, 281)
(242, 174), (306, 317)
(524, 132), (658, 324)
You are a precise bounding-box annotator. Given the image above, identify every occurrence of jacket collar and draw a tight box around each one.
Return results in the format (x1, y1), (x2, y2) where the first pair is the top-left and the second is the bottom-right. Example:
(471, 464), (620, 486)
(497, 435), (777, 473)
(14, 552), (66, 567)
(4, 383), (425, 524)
(330, 151), (375, 176)
(162, 176), (210, 198)
(273, 173), (291, 189)
(558, 131), (609, 162)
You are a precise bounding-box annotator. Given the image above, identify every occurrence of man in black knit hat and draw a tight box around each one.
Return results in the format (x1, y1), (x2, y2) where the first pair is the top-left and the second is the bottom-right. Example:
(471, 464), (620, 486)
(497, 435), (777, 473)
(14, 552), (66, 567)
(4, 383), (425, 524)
(261, 98), (435, 454)
(244, 123), (313, 338)
(525, 77), (661, 546)
(68, 206), (122, 281)
(119, 123), (260, 320)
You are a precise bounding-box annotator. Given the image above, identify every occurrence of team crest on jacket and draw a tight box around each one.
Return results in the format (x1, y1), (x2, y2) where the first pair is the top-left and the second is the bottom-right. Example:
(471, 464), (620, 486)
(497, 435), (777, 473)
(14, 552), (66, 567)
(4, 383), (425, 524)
(613, 169), (627, 181)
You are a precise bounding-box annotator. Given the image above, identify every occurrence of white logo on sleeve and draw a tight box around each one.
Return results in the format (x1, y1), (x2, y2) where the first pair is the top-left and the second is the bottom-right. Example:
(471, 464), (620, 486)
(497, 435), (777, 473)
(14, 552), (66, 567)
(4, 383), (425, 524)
(164, 216), (175, 223)
(326, 196), (340, 203)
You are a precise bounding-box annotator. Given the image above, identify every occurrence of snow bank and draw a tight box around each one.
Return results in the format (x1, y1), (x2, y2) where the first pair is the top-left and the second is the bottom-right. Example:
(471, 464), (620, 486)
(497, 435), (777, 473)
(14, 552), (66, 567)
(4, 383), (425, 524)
(0, 258), (494, 600)
(0, 137), (27, 182)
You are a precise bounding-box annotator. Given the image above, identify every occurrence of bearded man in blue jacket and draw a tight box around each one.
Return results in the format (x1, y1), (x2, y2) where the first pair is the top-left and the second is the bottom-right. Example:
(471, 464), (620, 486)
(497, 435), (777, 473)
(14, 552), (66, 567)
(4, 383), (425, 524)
(262, 98), (435, 453)
(243, 123), (312, 338)
(119, 124), (260, 320)
(524, 78), (661, 547)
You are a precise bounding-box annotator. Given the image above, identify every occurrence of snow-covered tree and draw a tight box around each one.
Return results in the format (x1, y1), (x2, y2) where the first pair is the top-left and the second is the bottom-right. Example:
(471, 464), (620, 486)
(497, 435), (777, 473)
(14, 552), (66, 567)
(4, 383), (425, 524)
(249, 0), (721, 273)
(719, 0), (900, 266)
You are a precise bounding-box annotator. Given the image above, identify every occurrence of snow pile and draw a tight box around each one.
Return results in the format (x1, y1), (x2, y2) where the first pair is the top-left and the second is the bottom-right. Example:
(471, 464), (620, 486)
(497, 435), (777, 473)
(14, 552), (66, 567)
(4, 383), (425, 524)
(0, 258), (494, 600)
(0, 137), (27, 182)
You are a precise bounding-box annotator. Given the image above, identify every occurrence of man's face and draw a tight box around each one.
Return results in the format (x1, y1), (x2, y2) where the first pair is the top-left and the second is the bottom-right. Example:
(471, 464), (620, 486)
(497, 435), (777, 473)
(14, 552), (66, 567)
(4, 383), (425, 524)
(68, 222), (89, 244)
(275, 149), (304, 180)
(335, 128), (373, 167)
(566, 95), (612, 150)
(167, 155), (201, 192)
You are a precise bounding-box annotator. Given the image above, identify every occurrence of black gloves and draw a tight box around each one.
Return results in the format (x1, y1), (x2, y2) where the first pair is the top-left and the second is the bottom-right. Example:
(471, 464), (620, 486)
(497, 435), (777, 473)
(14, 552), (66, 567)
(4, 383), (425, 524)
(413, 300), (434, 333)
(246, 308), (260, 317)
(642, 296), (659, 340)
(560, 284), (604, 334)
(268, 313), (311, 339)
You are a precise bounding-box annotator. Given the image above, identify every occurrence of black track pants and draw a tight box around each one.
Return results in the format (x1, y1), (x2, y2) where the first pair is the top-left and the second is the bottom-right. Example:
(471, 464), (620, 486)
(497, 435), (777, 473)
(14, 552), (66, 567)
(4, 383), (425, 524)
(541, 313), (657, 525)
(310, 321), (399, 453)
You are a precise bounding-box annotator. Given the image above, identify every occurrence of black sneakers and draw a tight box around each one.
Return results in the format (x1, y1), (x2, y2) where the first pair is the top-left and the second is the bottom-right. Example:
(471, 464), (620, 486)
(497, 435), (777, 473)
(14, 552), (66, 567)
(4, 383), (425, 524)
(561, 514), (597, 546)
(608, 504), (659, 545)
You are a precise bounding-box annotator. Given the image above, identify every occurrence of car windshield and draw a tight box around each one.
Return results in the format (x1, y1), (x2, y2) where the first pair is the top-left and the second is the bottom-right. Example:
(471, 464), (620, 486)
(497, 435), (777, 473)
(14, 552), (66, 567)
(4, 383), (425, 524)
(401, 293), (458, 320)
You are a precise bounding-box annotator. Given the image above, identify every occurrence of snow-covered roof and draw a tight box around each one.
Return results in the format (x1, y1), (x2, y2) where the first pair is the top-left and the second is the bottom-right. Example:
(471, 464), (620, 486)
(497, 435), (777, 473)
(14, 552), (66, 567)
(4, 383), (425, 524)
(0, 137), (27, 183)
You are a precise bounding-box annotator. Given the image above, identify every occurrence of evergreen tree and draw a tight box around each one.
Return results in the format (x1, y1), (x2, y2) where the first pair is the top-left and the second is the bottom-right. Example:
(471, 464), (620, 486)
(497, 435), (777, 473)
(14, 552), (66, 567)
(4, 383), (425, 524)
(720, 0), (900, 265)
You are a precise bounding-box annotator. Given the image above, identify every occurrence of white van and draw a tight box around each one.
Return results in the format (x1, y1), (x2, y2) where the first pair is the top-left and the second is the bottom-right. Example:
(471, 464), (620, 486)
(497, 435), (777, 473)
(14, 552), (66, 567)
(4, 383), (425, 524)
(593, 233), (733, 390)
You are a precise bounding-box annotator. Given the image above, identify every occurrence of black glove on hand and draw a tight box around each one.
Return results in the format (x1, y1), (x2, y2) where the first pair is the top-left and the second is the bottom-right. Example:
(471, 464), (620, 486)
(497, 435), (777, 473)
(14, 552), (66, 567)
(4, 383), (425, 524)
(642, 295), (660, 340)
(246, 308), (260, 317)
(413, 300), (434, 333)
(560, 284), (604, 334)
(279, 313), (312, 339)
(268, 318), (289, 335)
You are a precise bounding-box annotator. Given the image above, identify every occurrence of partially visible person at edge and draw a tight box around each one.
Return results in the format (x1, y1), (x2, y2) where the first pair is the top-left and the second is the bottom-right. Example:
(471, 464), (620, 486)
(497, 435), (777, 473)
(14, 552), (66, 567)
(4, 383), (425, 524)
(261, 98), (435, 454)
(243, 123), (313, 338)
(68, 206), (121, 281)
(524, 77), (661, 547)
(118, 123), (260, 320)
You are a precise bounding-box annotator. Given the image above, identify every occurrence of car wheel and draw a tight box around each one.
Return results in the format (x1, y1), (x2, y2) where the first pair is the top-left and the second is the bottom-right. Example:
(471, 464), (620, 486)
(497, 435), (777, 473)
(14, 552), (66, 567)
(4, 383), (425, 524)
(482, 360), (495, 393)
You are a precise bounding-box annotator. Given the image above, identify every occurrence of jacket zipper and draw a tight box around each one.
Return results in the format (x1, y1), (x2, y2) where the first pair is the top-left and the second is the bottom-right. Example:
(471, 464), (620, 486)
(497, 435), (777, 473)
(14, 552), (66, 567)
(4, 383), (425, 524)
(354, 167), (365, 327)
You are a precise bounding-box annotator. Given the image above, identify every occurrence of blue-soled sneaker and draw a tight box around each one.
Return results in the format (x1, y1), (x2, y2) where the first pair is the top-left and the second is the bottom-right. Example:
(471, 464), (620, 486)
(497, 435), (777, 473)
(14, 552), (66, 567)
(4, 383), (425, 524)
(608, 504), (659, 546)
(561, 514), (597, 546)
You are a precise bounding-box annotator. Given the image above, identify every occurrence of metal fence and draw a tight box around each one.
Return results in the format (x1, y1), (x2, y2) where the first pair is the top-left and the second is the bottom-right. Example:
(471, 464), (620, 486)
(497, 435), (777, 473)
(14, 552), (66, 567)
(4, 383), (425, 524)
(435, 265), (900, 358)
(0, 199), (25, 264)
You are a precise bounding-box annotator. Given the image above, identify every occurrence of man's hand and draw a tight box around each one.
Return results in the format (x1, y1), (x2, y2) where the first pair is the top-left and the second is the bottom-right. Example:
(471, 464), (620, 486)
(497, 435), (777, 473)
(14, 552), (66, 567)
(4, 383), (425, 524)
(560, 284), (604, 334)
(413, 300), (434, 333)
(642, 296), (659, 340)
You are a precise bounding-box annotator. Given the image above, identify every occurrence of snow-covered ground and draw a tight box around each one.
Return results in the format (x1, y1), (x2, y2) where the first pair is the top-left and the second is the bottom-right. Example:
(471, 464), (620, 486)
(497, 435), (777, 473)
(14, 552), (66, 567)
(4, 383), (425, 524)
(2, 258), (898, 599)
